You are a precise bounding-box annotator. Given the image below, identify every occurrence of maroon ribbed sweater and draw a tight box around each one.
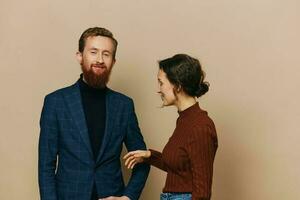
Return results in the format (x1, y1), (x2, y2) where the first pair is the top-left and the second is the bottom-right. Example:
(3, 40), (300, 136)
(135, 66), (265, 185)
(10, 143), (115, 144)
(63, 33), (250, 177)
(147, 103), (218, 200)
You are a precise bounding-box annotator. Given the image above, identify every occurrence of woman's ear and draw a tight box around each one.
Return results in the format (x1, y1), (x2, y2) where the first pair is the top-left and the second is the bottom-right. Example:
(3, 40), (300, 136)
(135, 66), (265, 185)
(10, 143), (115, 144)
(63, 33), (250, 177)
(176, 85), (182, 93)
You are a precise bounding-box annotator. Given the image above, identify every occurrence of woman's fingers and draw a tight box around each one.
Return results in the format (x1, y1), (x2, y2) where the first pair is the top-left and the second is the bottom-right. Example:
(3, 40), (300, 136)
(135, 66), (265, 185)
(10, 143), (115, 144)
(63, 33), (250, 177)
(124, 154), (142, 169)
(124, 150), (148, 169)
(128, 158), (137, 169)
(125, 156), (135, 168)
(123, 151), (136, 159)
(124, 155), (135, 167)
(130, 162), (136, 169)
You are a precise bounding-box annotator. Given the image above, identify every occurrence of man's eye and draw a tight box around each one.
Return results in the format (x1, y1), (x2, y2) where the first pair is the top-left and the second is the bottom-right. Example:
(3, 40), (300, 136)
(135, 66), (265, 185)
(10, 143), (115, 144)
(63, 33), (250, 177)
(91, 51), (97, 54)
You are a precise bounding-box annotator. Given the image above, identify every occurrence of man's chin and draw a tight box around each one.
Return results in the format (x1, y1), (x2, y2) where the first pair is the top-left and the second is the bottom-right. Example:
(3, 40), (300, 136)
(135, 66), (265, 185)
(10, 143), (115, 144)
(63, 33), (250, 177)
(83, 74), (109, 88)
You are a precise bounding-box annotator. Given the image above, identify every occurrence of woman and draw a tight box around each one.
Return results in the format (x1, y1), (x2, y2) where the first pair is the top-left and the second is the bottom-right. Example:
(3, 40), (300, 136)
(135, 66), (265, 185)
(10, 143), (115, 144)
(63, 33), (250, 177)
(124, 54), (218, 200)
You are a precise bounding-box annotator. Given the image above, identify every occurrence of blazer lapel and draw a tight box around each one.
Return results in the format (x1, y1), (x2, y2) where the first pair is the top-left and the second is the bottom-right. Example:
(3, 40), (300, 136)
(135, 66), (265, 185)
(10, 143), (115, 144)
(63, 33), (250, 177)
(63, 82), (93, 157)
(96, 89), (118, 163)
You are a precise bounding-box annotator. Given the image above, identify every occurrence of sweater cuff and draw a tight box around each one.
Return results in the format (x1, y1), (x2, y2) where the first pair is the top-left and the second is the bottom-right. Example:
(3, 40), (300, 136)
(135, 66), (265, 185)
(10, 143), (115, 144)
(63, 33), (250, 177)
(143, 149), (157, 164)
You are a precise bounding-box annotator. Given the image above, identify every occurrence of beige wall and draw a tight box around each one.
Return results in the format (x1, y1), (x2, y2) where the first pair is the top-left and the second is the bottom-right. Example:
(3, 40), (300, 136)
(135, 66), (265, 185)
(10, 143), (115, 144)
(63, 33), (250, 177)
(1, 0), (300, 199)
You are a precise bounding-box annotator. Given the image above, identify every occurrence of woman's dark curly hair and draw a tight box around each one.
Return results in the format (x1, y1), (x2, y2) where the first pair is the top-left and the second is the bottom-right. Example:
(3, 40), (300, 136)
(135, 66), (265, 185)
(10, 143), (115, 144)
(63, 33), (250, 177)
(158, 54), (209, 98)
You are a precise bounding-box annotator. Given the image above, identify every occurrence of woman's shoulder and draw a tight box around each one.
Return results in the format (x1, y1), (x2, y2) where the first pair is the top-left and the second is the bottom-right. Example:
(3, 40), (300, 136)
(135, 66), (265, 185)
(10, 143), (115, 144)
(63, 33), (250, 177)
(188, 113), (217, 139)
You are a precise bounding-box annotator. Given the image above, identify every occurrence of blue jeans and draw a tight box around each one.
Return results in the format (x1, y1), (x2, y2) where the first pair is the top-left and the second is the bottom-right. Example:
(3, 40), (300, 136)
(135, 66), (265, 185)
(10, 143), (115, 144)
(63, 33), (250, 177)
(160, 192), (192, 200)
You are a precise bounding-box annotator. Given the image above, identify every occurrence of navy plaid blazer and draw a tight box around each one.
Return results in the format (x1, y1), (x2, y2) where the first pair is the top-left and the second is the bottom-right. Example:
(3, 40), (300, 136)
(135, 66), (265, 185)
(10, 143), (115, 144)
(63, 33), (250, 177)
(38, 81), (150, 200)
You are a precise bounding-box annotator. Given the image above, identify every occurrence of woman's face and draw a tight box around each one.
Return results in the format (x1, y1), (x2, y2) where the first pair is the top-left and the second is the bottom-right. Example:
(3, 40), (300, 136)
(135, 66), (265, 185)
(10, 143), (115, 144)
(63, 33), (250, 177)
(157, 69), (177, 106)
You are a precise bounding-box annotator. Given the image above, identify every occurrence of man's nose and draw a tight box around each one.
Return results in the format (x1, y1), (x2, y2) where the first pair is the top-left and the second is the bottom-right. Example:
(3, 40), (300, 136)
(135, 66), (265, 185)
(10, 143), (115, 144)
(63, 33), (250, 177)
(96, 54), (104, 63)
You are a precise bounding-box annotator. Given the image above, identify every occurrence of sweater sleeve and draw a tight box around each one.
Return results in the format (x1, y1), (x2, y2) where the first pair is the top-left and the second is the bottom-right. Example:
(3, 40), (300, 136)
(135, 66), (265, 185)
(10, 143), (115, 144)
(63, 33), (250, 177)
(144, 149), (167, 172)
(186, 125), (217, 200)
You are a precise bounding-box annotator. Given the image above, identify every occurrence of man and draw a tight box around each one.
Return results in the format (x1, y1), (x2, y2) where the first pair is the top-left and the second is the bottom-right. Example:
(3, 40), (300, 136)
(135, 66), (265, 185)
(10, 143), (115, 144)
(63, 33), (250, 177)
(38, 27), (150, 200)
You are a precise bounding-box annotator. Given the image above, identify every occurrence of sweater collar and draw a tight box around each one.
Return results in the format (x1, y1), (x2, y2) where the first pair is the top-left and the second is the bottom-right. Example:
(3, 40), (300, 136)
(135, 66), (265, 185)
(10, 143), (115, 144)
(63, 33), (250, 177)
(178, 102), (205, 118)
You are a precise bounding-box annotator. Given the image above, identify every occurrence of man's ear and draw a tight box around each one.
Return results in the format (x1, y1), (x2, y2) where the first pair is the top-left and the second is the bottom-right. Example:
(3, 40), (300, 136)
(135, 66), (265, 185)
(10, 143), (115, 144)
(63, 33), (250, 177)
(112, 58), (116, 67)
(76, 52), (83, 64)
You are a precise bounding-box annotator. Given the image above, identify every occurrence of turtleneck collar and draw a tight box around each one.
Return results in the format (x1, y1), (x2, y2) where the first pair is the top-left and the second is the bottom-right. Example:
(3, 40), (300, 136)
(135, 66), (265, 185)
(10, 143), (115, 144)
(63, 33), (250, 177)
(178, 102), (205, 118)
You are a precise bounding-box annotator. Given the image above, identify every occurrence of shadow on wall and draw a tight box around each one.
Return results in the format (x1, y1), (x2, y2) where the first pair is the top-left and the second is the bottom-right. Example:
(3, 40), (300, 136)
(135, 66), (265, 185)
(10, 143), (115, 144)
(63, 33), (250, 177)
(121, 145), (131, 184)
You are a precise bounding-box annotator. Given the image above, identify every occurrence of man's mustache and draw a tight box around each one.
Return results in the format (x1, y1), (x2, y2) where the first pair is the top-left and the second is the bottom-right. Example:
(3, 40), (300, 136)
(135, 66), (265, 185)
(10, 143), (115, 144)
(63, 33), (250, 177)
(91, 63), (107, 68)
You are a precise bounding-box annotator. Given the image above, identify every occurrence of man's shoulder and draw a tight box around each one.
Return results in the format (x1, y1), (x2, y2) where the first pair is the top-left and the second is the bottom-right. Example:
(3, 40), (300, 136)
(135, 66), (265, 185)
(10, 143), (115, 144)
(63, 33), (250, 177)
(44, 83), (77, 100)
(107, 88), (133, 103)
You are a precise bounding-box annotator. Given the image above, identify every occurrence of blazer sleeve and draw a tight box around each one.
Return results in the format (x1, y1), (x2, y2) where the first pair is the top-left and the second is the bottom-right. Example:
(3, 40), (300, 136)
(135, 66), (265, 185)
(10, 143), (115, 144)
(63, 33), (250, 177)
(186, 125), (217, 200)
(38, 95), (59, 200)
(123, 99), (150, 200)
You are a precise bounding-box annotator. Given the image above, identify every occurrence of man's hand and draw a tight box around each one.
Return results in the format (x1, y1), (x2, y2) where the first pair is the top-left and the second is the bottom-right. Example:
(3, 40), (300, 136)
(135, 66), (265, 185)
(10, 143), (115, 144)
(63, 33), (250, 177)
(99, 196), (130, 200)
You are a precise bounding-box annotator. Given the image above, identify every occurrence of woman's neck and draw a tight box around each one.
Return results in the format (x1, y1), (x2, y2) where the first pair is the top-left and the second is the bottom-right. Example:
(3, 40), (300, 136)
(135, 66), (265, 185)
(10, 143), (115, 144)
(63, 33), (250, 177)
(175, 95), (197, 112)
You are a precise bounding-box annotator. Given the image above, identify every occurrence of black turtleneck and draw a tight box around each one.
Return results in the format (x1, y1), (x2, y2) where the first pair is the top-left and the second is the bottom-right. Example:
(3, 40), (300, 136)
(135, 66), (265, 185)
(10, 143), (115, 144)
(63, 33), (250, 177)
(78, 75), (106, 160)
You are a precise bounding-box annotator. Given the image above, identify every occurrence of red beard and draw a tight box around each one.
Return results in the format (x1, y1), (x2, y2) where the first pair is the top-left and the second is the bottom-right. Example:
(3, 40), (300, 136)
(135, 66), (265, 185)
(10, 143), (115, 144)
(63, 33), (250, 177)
(81, 62), (112, 88)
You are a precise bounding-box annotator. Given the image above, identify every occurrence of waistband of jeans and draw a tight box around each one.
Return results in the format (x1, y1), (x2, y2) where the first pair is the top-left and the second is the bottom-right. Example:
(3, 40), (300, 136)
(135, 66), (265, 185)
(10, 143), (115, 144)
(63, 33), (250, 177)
(160, 192), (191, 197)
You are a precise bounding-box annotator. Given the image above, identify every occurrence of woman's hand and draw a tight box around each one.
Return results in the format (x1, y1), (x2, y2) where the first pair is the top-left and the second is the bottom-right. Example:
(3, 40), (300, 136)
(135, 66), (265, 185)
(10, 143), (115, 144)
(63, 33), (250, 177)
(123, 150), (151, 169)
(99, 196), (130, 200)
